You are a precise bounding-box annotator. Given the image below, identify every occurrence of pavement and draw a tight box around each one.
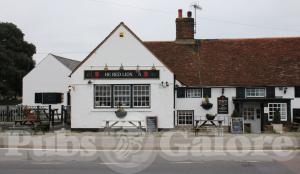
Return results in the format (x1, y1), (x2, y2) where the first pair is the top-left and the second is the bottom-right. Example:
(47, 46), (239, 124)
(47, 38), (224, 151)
(0, 130), (299, 150)
(0, 131), (300, 173)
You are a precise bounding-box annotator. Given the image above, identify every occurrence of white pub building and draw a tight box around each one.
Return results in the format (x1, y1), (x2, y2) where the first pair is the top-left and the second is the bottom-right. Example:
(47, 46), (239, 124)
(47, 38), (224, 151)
(23, 10), (300, 133)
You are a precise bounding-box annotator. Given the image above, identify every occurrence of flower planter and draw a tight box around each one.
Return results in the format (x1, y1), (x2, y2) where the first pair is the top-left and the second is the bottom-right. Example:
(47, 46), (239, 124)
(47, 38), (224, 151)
(206, 114), (216, 120)
(272, 124), (283, 134)
(115, 111), (127, 118)
(201, 103), (213, 110)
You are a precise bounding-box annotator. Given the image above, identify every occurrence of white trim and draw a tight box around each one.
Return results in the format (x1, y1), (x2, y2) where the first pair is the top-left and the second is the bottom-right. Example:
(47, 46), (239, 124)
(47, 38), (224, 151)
(268, 103), (288, 121)
(245, 88), (266, 98)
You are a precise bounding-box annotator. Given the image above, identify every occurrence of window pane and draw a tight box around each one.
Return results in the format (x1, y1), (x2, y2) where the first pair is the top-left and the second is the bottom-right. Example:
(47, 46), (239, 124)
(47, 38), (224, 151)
(94, 85), (111, 107)
(133, 85), (150, 107)
(114, 85), (131, 107)
(186, 89), (202, 98)
(268, 103), (287, 121)
(246, 88), (265, 97)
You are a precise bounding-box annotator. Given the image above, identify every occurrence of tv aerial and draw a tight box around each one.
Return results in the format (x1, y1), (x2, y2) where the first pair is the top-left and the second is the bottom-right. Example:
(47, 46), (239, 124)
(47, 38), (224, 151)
(190, 2), (202, 34)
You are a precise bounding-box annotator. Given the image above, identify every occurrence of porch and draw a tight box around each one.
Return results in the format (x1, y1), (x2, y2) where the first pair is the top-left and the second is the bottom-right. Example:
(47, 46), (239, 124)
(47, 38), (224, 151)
(233, 97), (292, 133)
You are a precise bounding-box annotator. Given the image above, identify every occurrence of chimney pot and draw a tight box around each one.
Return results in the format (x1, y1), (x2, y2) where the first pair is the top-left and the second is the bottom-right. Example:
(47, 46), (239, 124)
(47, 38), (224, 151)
(187, 11), (192, 18)
(178, 9), (182, 18)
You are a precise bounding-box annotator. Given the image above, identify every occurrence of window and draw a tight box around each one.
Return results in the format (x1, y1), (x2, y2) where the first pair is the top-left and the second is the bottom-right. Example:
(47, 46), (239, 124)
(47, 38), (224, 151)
(245, 88), (266, 98)
(177, 110), (193, 126)
(243, 107), (255, 120)
(133, 85), (150, 107)
(186, 88), (202, 98)
(94, 84), (151, 108)
(177, 87), (210, 98)
(114, 85), (131, 107)
(268, 103), (287, 121)
(35, 93), (63, 104)
(94, 85), (111, 107)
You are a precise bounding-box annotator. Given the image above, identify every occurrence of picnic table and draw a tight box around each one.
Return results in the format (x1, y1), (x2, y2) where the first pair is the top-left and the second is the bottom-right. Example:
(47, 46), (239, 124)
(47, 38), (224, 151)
(104, 120), (144, 135)
(194, 116), (224, 136)
(14, 107), (48, 126)
(14, 107), (50, 133)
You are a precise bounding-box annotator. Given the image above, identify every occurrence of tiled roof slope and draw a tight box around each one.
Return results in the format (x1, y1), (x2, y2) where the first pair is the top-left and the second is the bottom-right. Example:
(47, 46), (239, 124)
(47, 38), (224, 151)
(144, 37), (300, 86)
(51, 54), (80, 71)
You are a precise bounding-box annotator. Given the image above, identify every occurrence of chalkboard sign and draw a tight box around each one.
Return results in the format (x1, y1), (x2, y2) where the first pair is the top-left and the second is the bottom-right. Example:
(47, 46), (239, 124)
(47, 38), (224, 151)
(217, 96), (228, 114)
(231, 117), (244, 133)
(146, 116), (158, 132)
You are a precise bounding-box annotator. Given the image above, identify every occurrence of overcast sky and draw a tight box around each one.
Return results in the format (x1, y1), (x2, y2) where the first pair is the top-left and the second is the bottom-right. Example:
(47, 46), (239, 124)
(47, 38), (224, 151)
(1, 0), (300, 63)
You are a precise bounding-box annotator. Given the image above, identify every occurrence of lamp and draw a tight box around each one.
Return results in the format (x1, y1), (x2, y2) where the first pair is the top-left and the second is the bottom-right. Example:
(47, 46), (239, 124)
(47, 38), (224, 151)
(68, 85), (75, 91)
(222, 88), (225, 95)
(161, 81), (169, 87)
(104, 64), (108, 71)
(151, 64), (156, 70)
(88, 80), (92, 85)
(136, 65), (140, 72)
(120, 64), (124, 71)
(284, 87), (288, 94)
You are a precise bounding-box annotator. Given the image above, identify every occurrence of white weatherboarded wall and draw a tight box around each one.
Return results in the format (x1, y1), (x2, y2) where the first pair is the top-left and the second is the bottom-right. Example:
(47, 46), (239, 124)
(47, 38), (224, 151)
(176, 87), (236, 126)
(70, 23), (174, 129)
(23, 54), (70, 109)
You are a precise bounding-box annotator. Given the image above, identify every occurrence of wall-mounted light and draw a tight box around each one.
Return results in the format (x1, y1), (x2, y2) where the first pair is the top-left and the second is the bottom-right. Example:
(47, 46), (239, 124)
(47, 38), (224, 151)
(161, 81), (169, 88)
(88, 80), (92, 85)
(222, 88), (225, 95)
(68, 85), (75, 92)
(119, 32), (124, 38)
(284, 87), (288, 94)
(104, 64), (108, 71)
(120, 64), (124, 71)
(136, 65), (140, 72)
(151, 64), (156, 70)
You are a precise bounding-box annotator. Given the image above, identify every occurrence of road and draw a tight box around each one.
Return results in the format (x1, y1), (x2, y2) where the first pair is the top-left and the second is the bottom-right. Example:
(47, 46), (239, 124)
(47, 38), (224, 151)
(0, 149), (299, 174)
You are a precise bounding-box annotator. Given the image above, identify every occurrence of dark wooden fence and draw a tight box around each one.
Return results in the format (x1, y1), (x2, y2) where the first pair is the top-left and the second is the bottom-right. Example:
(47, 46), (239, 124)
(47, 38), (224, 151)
(0, 105), (71, 125)
(0, 105), (23, 122)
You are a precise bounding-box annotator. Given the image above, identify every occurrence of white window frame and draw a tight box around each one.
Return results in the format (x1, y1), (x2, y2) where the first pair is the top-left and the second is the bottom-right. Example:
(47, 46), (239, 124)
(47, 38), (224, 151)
(113, 85), (131, 108)
(186, 88), (202, 98)
(94, 85), (112, 108)
(177, 110), (194, 126)
(243, 106), (255, 120)
(245, 88), (266, 98)
(133, 85), (151, 108)
(268, 103), (287, 121)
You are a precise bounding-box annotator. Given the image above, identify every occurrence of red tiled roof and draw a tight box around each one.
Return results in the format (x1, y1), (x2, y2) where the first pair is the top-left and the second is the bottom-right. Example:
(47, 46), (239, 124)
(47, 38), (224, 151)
(144, 37), (300, 86)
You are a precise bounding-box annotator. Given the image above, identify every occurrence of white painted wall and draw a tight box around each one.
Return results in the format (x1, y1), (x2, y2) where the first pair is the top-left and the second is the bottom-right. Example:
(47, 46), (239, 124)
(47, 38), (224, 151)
(23, 54), (70, 109)
(275, 87), (300, 121)
(176, 87), (236, 126)
(70, 24), (174, 129)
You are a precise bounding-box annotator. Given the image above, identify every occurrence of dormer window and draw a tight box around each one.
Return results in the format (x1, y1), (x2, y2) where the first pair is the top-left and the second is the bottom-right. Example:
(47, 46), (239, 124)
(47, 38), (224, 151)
(245, 88), (266, 98)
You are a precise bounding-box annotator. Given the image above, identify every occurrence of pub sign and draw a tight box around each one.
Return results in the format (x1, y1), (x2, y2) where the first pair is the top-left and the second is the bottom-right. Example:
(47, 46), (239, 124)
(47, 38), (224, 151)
(217, 95), (228, 114)
(84, 70), (160, 79)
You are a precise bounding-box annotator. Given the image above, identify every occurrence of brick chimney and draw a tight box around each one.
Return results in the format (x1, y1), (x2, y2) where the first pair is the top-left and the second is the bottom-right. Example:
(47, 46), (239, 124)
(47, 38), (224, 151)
(176, 9), (195, 43)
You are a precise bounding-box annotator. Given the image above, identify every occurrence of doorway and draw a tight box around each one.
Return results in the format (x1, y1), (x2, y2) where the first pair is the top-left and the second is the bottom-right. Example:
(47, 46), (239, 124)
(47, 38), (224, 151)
(242, 103), (261, 133)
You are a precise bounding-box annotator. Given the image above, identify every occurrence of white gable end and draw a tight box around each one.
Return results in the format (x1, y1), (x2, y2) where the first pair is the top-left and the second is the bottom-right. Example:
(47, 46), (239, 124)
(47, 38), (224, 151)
(71, 23), (173, 82)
